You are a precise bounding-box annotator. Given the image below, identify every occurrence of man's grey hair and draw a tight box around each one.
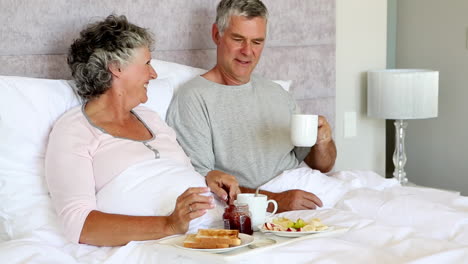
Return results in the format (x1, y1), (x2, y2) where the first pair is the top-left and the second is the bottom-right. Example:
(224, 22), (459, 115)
(215, 0), (269, 35)
(68, 15), (154, 100)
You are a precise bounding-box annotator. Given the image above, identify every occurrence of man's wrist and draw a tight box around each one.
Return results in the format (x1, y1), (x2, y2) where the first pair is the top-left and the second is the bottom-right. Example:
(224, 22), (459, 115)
(239, 187), (278, 212)
(239, 186), (254, 193)
(265, 191), (279, 212)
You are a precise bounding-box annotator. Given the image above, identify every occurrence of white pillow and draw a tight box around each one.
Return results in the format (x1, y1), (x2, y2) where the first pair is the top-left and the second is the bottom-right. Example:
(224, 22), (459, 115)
(141, 78), (173, 120)
(0, 76), (80, 241)
(151, 59), (207, 93)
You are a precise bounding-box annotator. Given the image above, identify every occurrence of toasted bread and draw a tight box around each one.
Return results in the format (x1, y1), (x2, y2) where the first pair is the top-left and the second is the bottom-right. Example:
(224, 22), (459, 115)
(196, 229), (241, 246)
(183, 234), (229, 249)
(182, 229), (242, 249)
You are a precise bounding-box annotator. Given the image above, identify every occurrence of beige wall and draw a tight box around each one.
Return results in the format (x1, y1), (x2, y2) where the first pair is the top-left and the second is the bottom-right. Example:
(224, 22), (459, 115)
(0, 0), (335, 130)
(334, 0), (387, 176)
(396, 0), (468, 194)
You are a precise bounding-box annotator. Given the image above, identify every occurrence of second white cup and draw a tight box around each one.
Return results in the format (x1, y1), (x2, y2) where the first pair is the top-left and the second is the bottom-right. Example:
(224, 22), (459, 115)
(290, 114), (318, 147)
(236, 193), (278, 231)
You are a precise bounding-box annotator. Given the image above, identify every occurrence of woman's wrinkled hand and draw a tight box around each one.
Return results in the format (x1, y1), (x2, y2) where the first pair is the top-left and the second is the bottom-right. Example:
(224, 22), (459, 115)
(166, 187), (215, 234)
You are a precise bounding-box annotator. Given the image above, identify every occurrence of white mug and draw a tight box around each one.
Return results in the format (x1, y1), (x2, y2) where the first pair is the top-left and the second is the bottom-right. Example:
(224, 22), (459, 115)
(290, 114), (318, 147)
(236, 193), (278, 231)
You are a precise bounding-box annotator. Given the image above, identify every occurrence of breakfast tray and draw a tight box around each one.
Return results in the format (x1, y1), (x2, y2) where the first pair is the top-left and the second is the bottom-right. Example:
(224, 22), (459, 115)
(153, 226), (349, 261)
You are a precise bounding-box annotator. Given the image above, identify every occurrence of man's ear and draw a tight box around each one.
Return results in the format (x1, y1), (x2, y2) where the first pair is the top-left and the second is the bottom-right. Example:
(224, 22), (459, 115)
(212, 23), (221, 45)
(108, 61), (121, 78)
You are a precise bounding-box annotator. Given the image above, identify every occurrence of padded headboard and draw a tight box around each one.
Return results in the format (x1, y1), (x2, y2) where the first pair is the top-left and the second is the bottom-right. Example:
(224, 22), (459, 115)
(0, 0), (335, 127)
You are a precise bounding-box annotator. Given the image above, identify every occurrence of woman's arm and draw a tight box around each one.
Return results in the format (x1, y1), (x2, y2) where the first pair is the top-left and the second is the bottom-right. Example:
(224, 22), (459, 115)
(79, 187), (213, 246)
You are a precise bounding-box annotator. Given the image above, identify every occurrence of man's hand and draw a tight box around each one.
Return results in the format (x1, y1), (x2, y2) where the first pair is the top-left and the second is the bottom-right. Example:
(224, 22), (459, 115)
(205, 170), (241, 203)
(269, 189), (323, 213)
(304, 116), (337, 172)
(316, 116), (333, 145)
(239, 187), (323, 213)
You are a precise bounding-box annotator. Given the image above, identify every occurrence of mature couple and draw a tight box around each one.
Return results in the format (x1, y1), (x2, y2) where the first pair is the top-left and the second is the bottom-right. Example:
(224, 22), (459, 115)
(45, 0), (337, 246)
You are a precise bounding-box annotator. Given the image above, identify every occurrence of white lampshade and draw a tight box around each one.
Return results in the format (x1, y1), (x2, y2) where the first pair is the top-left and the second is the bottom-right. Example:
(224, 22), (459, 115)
(367, 69), (439, 119)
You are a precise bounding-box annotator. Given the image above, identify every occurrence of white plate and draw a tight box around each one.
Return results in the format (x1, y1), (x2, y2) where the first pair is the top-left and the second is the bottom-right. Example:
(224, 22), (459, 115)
(258, 225), (335, 237)
(173, 233), (255, 253)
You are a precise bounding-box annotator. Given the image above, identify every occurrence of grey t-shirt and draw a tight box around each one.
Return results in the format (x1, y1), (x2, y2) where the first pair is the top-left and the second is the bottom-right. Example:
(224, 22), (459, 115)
(166, 75), (307, 188)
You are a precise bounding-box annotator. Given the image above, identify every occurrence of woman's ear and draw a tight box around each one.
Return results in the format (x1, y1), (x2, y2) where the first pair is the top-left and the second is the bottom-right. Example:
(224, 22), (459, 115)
(108, 61), (122, 78)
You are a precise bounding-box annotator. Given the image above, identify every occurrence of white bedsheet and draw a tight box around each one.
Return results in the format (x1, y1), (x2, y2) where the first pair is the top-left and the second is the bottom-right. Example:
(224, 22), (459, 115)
(96, 159), (225, 233)
(2, 168), (468, 264)
(259, 165), (400, 208)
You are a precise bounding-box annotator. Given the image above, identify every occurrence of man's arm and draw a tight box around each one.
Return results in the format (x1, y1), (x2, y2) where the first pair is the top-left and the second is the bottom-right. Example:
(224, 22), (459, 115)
(239, 187), (323, 213)
(303, 116), (337, 172)
(205, 170), (323, 213)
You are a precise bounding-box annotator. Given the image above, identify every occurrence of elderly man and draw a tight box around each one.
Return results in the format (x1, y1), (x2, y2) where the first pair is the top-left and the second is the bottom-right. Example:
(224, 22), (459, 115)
(167, 0), (336, 212)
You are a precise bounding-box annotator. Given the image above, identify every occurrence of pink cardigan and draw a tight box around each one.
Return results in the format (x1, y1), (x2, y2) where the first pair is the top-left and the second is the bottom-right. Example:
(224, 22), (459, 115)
(45, 105), (193, 243)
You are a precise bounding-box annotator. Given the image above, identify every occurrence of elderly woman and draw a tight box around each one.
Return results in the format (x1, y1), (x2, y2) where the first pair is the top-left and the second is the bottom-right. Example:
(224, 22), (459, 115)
(45, 15), (239, 247)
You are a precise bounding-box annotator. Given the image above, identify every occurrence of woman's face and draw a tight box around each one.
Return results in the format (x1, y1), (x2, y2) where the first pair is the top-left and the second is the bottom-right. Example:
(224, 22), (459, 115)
(119, 46), (157, 105)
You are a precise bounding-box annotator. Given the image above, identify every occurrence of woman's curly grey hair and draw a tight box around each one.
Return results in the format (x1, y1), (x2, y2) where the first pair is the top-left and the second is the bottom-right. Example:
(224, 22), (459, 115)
(215, 0), (268, 35)
(68, 15), (154, 100)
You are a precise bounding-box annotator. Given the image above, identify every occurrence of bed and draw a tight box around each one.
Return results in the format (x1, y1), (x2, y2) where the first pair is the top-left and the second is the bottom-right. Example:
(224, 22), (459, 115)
(2, 60), (468, 264)
(2, 1), (468, 264)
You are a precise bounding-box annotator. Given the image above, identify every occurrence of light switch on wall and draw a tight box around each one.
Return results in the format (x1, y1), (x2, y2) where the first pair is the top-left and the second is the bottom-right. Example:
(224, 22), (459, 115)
(466, 27), (468, 49)
(344, 111), (357, 138)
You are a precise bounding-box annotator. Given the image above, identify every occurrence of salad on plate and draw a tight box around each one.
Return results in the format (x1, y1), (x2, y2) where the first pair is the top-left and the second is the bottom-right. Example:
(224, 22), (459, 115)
(262, 217), (329, 232)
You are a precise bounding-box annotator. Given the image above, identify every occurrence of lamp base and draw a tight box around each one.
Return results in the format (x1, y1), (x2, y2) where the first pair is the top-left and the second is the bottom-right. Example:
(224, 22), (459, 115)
(393, 171), (408, 185)
(392, 120), (409, 185)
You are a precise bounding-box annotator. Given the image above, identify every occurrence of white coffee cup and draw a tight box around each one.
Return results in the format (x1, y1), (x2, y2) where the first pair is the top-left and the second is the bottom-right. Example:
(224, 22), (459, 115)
(290, 114), (318, 147)
(236, 193), (278, 231)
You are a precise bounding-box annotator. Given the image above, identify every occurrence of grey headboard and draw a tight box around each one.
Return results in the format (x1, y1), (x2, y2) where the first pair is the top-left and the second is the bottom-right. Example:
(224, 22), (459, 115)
(0, 0), (335, 127)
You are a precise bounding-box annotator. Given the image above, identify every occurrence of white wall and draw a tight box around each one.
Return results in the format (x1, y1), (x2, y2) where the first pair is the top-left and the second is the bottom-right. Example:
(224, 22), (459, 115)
(334, 0), (387, 176)
(396, 0), (468, 194)
(387, 0), (398, 69)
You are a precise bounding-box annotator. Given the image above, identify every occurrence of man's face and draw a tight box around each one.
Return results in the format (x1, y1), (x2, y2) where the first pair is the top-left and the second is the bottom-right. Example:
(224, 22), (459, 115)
(214, 15), (266, 84)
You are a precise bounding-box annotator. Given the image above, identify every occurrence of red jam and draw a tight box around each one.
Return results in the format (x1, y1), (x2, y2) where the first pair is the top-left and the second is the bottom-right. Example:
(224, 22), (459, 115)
(223, 203), (253, 235)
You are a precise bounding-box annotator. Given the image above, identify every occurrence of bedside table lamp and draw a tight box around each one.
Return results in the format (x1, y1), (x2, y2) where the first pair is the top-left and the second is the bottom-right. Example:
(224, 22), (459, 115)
(367, 69), (439, 185)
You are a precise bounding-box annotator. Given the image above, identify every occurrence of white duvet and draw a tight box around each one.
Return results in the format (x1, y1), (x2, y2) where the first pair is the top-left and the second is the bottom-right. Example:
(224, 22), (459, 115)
(2, 162), (468, 264)
(96, 159), (225, 234)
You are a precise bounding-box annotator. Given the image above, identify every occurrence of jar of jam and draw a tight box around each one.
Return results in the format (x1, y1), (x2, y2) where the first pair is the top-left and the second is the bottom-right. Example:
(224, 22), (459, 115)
(223, 203), (253, 235)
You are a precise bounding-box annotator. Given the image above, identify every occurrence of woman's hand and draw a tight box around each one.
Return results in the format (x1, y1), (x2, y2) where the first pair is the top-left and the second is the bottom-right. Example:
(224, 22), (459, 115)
(206, 170), (241, 204)
(166, 187), (215, 234)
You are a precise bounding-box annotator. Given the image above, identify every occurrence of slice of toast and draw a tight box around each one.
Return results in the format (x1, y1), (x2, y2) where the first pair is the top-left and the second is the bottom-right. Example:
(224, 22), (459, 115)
(196, 229), (241, 246)
(183, 234), (229, 249)
(182, 229), (242, 249)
